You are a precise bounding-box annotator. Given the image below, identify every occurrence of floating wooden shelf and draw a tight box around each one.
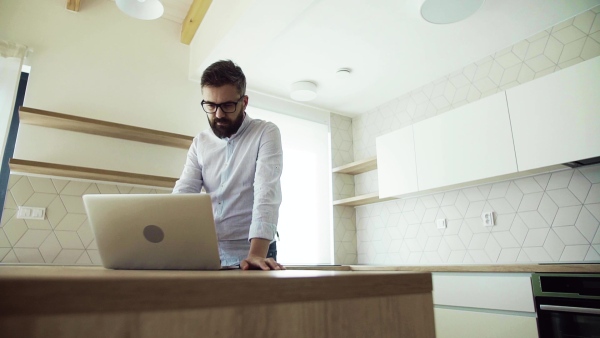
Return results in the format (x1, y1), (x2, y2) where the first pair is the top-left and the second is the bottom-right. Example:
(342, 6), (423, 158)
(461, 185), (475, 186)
(19, 106), (193, 149)
(332, 156), (377, 175)
(333, 192), (396, 207)
(9, 159), (177, 189)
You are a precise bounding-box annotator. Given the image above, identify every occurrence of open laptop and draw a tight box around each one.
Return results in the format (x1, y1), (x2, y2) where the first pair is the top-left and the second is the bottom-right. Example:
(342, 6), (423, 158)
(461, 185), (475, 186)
(83, 193), (227, 270)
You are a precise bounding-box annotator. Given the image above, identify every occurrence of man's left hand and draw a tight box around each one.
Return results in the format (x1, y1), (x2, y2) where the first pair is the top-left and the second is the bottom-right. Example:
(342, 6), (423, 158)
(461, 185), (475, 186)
(240, 255), (285, 270)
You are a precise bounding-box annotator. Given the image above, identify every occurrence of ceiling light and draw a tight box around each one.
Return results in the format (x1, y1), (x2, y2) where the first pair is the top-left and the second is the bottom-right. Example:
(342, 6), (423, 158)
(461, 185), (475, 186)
(290, 81), (317, 102)
(420, 0), (485, 24)
(116, 0), (164, 20)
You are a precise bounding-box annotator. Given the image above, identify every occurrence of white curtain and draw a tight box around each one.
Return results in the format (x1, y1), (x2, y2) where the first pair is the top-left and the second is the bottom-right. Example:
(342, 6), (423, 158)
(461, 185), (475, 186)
(0, 40), (27, 163)
(247, 106), (332, 264)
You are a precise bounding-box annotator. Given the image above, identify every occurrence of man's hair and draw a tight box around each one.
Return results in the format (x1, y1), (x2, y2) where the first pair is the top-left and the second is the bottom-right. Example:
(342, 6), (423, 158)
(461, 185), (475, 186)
(201, 60), (246, 96)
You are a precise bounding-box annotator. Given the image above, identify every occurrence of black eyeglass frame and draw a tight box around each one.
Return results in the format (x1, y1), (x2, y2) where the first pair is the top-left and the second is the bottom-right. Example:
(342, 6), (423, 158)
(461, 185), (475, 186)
(201, 96), (245, 115)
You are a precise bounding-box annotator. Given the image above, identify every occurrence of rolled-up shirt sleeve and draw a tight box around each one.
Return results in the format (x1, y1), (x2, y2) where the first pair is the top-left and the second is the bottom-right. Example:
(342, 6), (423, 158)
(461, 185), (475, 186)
(172, 136), (204, 194)
(248, 123), (283, 242)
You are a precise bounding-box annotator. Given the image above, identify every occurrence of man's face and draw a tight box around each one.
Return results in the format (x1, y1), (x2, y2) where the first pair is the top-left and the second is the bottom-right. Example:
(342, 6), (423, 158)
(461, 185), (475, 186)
(202, 84), (248, 139)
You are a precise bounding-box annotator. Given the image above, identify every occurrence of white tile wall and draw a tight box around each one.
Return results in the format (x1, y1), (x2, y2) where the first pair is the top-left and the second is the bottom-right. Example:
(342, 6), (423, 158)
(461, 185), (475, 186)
(343, 6), (600, 265)
(356, 165), (600, 265)
(0, 174), (171, 264)
(331, 113), (357, 264)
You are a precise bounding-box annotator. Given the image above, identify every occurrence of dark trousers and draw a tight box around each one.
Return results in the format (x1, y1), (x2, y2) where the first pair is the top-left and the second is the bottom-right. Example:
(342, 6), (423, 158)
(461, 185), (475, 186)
(266, 241), (277, 261)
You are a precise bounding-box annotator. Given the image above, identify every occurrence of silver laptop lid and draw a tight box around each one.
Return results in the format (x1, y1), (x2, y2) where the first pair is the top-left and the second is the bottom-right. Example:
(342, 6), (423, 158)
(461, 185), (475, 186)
(83, 193), (221, 270)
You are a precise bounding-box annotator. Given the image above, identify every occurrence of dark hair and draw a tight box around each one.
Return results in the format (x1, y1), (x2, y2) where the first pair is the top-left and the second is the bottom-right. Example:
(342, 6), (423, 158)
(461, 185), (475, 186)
(201, 60), (246, 96)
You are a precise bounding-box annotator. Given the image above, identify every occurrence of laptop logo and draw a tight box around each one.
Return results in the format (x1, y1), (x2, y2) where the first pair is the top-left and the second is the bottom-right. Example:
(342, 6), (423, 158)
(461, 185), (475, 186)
(143, 225), (164, 243)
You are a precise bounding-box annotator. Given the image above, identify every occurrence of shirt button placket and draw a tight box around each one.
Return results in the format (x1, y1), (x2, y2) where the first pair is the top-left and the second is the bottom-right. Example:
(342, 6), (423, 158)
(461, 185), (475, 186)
(218, 140), (233, 214)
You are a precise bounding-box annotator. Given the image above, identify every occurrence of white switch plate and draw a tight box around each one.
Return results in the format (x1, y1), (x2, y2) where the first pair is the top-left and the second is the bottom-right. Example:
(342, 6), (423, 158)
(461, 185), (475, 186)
(436, 218), (447, 229)
(482, 211), (495, 227)
(17, 206), (46, 220)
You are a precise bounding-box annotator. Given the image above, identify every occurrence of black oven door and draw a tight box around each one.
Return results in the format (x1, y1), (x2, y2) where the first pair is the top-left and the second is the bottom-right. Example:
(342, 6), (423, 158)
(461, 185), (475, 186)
(533, 273), (600, 338)
(536, 296), (600, 338)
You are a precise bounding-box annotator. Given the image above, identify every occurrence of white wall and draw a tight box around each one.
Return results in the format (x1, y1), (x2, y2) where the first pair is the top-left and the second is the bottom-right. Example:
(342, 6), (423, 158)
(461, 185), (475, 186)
(0, 0), (202, 176)
(0, 0), (332, 178)
(0, 55), (23, 162)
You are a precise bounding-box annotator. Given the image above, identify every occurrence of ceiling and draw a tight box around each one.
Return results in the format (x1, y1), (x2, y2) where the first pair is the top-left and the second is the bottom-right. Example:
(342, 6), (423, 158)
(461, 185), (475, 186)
(164, 0), (600, 117)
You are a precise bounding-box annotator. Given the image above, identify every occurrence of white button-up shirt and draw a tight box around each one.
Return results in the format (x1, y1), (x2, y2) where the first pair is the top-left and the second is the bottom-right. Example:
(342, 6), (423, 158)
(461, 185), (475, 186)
(173, 114), (283, 265)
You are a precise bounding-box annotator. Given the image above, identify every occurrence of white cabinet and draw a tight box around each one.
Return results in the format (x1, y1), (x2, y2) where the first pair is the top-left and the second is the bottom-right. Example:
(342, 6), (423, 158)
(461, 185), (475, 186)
(413, 92), (518, 192)
(506, 57), (600, 172)
(376, 126), (418, 198)
(434, 308), (538, 338)
(432, 273), (538, 338)
(376, 92), (518, 198)
(432, 273), (534, 312)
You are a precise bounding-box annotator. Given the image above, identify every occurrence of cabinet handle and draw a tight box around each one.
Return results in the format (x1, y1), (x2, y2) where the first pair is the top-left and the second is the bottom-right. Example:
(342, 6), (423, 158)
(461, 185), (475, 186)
(540, 305), (600, 315)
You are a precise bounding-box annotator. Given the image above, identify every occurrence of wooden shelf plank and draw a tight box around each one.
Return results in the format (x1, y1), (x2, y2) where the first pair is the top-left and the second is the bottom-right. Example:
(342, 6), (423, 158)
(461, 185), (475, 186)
(333, 192), (396, 207)
(332, 156), (377, 175)
(9, 159), (177, 189)
(19, 107), (193, 149)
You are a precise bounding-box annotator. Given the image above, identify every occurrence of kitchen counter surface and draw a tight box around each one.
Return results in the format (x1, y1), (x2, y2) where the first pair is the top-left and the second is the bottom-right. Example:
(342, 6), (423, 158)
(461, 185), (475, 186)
(287, 263), (600, 273)
(0, 265), (435, 338)
(0, 265), (431, 315)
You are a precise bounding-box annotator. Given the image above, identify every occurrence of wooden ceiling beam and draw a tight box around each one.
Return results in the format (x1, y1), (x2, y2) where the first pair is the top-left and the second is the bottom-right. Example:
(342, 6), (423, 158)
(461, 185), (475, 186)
(181, 0), (213, 45)
(66, 0), (81, 12)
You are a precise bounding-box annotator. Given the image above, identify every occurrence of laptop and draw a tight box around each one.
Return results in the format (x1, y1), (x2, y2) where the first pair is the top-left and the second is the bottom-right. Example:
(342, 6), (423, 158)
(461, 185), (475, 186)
(83, 193), (226, 270)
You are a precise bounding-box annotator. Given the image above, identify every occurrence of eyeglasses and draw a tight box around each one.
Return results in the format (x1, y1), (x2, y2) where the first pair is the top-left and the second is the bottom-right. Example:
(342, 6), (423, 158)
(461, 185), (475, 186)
(201, 96), (244, 114)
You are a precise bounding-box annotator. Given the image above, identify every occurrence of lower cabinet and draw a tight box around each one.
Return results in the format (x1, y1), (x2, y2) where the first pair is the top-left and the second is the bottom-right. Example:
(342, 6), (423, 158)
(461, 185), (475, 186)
(432, 272), (538, 338)
(435, 307), (538, 338)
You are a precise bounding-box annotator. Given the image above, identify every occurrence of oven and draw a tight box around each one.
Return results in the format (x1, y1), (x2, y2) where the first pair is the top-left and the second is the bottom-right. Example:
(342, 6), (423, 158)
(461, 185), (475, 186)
(532, 273), (600, 338)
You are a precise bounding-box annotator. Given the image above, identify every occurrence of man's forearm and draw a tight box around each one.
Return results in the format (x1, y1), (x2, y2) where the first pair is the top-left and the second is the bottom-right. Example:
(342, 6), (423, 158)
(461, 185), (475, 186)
(248, 238), (271, 258)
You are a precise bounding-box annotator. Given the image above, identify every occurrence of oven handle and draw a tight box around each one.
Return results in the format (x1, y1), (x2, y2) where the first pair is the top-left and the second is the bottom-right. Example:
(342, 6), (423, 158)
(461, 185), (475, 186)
(540, 304), (600, 315)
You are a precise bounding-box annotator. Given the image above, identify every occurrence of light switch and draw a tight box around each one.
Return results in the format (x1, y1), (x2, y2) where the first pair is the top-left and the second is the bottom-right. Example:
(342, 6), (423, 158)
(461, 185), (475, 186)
(436, 218), (447, 229)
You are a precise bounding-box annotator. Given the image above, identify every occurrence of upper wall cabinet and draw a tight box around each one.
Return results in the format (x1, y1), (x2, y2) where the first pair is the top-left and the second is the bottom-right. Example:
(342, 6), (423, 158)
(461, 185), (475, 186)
(506, 57), (600, 172)
(414, 92), (518, 192)
(376, 125), (418, 198)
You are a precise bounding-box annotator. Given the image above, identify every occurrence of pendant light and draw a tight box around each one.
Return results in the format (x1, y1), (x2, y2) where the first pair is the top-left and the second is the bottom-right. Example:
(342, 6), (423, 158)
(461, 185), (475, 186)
(116, 0), (164, 20)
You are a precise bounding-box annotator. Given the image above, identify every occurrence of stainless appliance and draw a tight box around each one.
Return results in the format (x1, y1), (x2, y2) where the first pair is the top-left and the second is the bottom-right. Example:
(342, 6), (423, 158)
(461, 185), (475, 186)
(532, 273), (600, 338)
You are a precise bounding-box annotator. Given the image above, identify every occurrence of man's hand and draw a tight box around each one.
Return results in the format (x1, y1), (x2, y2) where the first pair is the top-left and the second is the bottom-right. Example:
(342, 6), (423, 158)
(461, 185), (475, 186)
(241, 238), (285, 270)
(240, 255), (285, 270)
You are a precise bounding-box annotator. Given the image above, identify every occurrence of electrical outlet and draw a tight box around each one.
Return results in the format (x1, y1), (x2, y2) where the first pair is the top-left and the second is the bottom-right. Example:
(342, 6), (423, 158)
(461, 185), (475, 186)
(482, 211), (495, 227)
(17, 206), (46, 220)
(436, 218), (447, 229)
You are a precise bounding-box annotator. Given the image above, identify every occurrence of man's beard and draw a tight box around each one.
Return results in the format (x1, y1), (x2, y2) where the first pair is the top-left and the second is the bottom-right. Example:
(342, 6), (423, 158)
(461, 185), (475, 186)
(209, 111), (245, 139)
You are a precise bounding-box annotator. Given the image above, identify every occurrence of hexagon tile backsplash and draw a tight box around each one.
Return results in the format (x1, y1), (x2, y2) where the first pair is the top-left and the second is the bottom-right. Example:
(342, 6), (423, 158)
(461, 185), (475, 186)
(356, 164), (600, 265)
(0, 174), (171, 264)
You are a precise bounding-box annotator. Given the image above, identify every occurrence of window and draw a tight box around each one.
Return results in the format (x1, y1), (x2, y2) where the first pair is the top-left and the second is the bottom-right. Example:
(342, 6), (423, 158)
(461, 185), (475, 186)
(246, 106), (332, 264)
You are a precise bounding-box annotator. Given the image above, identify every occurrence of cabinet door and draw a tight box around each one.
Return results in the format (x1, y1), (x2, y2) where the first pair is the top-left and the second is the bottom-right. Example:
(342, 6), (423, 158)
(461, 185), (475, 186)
(434, 308), (538, 338)
(376, 125), (418, 198)
(506, 57), (600, 172)
(413, 92), (518, 192)
(432, 273), (535, 312)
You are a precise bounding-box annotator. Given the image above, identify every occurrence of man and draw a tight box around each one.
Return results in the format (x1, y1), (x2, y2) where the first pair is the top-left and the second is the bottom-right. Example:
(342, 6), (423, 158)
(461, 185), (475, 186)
(173, 60), (284, 271)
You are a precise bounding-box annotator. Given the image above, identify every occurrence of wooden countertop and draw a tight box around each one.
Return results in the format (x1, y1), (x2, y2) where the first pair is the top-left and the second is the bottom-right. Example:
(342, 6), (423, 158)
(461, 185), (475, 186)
(286, 264), (600, 273)
(0, 266), (431, 316)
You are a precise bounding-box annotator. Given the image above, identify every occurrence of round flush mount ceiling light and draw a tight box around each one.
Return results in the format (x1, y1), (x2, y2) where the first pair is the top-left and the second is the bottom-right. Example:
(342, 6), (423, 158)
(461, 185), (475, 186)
(420, 0), (485, 24)
(116, 0), (164, 20)
(290, 81), (317, 101)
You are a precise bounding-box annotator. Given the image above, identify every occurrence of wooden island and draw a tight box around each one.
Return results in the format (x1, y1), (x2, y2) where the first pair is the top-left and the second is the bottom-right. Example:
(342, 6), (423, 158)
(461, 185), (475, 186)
(0, 266), (435, 338)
